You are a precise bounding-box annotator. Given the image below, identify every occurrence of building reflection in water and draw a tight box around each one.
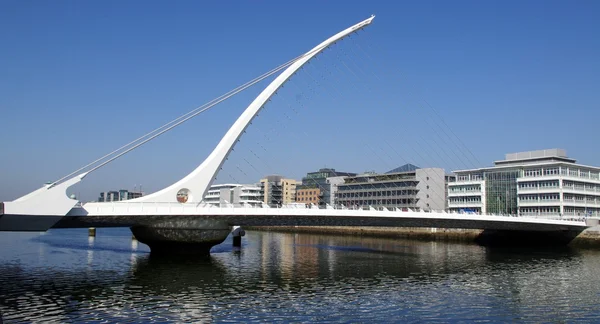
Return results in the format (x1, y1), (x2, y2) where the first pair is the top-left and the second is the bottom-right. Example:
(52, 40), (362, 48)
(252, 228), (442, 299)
(1, 229), (599, 322)
(131, 237), (138, 251)
(251, 230), (493, 286)
(87, 236), (95, 267)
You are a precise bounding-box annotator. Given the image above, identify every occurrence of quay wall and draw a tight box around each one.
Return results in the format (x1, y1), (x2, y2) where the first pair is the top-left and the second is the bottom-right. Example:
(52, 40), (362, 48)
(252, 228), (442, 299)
(245, 225), (600, 248)
(245, 226), (483, 242)
(570, 225), (600, 248)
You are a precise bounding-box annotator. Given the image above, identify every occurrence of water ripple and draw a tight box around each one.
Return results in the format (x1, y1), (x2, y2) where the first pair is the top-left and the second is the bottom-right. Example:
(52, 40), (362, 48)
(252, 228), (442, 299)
(1, 230), (600, 322)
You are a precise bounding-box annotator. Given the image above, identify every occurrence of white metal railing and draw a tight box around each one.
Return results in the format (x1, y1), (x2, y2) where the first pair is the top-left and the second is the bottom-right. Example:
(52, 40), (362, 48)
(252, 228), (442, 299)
(562, 186), (600, 193)
(448, 190), (482, 195)
(562, 198), (600, 204)
(84, 201), (590, 224)
(448, 200), (482, 204)
(452, 179), (484, 184)
(562, 174), (600, 183)
(518, 199), (561, 203)
(517, 187), (560, 192)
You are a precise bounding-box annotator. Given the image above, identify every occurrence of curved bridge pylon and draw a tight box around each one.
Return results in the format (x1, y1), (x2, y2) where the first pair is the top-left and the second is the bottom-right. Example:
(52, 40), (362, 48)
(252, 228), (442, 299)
(0, 16), (376, 231)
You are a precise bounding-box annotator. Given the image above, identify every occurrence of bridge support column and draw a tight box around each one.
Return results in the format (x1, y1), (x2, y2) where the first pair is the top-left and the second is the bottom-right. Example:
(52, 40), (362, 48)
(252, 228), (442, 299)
(130, 219), (231, 256)
(232, 226), (245, 247)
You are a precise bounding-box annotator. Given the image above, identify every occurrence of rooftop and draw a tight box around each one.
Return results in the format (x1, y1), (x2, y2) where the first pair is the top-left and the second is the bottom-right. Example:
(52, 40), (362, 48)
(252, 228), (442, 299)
(495, 148), (576, 165)
(385, 164), (420, 174)
(210, 183), (259, 189)
(453, 149), (600, 173)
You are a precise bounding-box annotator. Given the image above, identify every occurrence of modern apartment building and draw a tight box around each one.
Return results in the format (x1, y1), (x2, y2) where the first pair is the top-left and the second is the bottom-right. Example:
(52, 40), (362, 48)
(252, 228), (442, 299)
(296, 187), (322, 205)
(448, 149), (600, 218)
(98, 189), (143, 202)
(203, 184), (262, 207)
(326, 176), (349, 208)
(335, 164), (448, 211)
(259, 175), (297, 207)
(296, 168), (356, 206)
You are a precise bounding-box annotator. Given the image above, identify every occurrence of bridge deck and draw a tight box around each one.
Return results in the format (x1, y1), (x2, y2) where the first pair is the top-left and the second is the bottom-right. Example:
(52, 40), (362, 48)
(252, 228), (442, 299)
(51, 214), (587, 232)
(47, 204), (588, 232)
(1, 202), (589, 232)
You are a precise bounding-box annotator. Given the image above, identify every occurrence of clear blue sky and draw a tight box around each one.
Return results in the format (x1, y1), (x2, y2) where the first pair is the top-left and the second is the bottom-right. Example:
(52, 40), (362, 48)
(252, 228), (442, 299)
(1, 0), (599, 202)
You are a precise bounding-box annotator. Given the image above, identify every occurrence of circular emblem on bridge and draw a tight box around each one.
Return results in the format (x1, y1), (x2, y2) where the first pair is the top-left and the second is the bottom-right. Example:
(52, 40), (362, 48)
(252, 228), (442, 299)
(176, 189), (191, 203)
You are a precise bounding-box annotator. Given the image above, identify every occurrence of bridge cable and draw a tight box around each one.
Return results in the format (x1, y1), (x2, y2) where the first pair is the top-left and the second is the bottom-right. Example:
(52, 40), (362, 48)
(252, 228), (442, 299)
(53, 40), (350, 185)
(235, 40), (411, 210)
(279, 45), (388, 209)
(344, 37), (470, 173)
(322, 39), (449, 210)
(321, 33), (458, 209)
(356, 30), (481, 169)
(348, 33), (482, 211)
(290, 42), (403, 209)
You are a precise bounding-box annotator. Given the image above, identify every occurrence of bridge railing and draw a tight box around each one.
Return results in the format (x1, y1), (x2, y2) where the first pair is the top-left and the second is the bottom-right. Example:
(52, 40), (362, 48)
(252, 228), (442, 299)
(83, 201), (588, 224)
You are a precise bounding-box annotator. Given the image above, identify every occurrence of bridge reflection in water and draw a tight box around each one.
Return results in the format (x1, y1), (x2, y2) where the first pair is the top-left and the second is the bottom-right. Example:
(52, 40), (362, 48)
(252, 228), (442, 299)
(1, 229), (600, 322)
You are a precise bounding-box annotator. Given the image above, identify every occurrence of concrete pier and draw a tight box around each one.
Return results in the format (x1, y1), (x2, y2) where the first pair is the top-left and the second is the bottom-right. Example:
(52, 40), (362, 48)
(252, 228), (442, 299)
(131, 226), (230, 255)
(231, 226), (245, 247)
(129, 219), (231, 256)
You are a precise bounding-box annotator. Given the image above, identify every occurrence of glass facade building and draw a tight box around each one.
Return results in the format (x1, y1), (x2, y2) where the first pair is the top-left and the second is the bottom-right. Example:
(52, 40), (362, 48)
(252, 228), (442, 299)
(484, 170), (520, 215)
(448, 149), (600, 218)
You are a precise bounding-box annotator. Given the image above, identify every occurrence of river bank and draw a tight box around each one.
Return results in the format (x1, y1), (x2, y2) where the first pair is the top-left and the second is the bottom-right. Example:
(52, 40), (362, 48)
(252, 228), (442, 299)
(245, 225), (600, 248)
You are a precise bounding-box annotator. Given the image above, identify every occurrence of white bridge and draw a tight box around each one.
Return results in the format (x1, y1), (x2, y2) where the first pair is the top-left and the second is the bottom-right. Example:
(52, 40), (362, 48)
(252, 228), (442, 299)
(0, 16), (591, 253)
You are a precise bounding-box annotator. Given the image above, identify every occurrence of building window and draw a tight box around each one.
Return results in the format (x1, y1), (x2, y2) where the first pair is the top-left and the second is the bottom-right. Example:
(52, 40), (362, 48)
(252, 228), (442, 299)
(525, 169), (543, 177)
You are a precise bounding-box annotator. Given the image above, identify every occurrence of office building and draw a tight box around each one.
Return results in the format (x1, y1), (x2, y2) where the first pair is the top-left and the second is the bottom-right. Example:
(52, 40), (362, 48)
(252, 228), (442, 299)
(203, 184), (262, 207)
(326, 176), (349, 208)
(296, 168), (356, 206)
(448, 149), (600, 217)
(335, 164), (447, 211)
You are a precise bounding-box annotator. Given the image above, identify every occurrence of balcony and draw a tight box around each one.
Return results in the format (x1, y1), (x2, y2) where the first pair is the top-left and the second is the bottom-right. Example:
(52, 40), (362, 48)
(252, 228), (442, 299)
(520, 212), (562, 218)
(451, 179), (484, 185)
(517, 175), (561, 181)
(240, 192), (261, 197)
(562, 173), (600, 183)
(448, 202), (483, 208)
(447, 190), (482, 197)
(517, 187), (560, 194)
(337, 193), (420, 200)
(562, 200), (600, 208)
(518, 200), (562, 207)
(562, 186), (600, 195)
(337, 186), (419, 192)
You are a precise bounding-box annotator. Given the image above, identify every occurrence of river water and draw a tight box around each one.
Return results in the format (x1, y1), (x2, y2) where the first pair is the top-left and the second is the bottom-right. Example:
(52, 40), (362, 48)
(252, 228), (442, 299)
(1, 228), (600, 323)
